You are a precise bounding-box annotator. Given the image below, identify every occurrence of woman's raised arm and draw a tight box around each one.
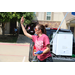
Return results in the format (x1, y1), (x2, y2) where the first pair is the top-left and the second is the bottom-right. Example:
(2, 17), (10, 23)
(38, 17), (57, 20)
(20, 16), (32, 39)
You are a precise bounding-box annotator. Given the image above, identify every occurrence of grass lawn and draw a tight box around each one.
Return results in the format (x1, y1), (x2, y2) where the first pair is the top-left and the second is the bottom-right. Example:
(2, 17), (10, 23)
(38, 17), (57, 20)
(0, 35), (18, 43)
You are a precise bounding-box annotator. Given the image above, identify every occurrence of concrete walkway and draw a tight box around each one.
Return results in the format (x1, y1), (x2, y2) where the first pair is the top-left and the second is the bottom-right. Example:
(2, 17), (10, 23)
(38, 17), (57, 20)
(0, 34), (32, 62)
(16, 34), (32, 45)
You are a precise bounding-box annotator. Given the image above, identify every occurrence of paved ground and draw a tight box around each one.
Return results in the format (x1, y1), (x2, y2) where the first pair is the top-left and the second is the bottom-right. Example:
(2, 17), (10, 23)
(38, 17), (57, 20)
(17, 34), (32, 44)
(0, 34), (32, 62)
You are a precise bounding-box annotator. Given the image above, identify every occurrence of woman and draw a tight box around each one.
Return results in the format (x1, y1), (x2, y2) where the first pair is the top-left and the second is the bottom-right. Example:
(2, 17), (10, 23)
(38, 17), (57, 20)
(21, 16), (53, 62)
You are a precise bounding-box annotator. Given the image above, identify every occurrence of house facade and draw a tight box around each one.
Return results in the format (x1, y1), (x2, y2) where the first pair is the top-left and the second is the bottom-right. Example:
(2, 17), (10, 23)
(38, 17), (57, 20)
(35, 12), (68, 29)
(0, 12), (75, 38)
(35, 12), (75, 38)
(0, 21), (20, 35)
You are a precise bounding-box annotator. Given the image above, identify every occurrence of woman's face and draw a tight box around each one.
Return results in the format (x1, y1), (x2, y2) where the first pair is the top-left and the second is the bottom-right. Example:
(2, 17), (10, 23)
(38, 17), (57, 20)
(35, 26), (40, 35)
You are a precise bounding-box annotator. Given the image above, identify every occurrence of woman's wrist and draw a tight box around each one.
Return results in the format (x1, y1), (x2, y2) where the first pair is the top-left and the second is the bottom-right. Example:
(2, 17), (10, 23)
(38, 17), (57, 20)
(21, 23), (24, 27)
(21, 22), (23, 25)
(42, 51), (44, 54)
(20, 20), (24, 25)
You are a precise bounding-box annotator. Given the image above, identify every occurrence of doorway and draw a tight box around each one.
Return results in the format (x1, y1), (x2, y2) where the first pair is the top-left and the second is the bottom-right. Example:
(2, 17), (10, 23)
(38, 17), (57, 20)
(10, 20), (16, 34)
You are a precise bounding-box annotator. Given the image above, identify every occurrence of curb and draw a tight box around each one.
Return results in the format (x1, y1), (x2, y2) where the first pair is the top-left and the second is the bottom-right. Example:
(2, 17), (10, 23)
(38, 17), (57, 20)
(0, 43), (30, 47)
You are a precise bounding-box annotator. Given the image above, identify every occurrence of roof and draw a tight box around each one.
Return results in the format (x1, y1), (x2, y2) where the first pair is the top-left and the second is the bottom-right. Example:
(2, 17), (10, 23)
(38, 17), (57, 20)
(66, 18), (75, 24)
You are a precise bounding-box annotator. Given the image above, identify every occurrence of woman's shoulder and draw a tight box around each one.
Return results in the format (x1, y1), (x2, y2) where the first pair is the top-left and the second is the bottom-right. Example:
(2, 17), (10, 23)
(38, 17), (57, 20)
(32, 35), (38, 42)
(32, 35), (38, 38)
(32, 34), (37, 36)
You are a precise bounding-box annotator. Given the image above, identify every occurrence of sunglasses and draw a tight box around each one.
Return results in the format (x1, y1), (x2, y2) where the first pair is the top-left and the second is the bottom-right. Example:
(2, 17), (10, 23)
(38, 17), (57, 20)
(34, 27), (39, 31)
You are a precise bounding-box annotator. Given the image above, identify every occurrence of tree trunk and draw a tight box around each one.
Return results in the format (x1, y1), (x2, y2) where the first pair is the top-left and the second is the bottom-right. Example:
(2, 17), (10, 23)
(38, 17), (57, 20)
(2, 23), (6, 36)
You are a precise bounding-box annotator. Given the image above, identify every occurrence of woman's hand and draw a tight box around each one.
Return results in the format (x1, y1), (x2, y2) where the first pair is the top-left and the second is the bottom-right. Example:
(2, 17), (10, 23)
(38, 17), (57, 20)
(34, 51), (43, 56)
(21, 16), (25, 24)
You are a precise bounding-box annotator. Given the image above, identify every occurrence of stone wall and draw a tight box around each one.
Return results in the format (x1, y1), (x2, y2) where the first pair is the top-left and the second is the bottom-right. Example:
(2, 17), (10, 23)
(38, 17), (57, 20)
(38, 21), (61, 28)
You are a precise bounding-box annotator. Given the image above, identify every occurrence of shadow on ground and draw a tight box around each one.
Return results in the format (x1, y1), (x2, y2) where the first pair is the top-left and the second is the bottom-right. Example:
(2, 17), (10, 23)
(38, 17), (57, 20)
(16, 34), (32, 44)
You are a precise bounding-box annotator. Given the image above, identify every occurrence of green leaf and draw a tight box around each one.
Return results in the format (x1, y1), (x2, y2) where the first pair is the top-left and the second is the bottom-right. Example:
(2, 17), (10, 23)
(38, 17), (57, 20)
(13, 14), (16, 17)
(0, 12), (34, 25)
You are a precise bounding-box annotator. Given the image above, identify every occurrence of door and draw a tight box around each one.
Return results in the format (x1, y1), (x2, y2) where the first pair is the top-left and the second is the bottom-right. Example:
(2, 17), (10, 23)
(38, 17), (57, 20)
(10, 20), (16, 34)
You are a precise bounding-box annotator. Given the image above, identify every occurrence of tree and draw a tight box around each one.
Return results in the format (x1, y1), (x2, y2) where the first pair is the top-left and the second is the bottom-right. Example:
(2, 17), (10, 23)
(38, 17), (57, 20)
(0, 12), (34, 35)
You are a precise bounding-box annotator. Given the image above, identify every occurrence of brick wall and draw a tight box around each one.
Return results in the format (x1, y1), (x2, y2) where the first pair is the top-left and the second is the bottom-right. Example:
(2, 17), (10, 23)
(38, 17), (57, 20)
(38, 21), (61, 28)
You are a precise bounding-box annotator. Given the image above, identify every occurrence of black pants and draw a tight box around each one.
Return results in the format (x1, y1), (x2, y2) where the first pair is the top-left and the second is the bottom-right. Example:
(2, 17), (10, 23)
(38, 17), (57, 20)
(37, 57), (53, 62)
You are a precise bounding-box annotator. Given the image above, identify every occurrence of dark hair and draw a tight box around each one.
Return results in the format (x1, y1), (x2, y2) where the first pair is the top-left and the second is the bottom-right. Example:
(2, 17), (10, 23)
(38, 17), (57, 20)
(36, 24), (46, 34)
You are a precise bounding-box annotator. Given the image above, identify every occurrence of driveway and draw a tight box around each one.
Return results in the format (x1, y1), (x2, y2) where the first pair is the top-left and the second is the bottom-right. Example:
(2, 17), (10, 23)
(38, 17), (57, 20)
(0, 34), (32, 62)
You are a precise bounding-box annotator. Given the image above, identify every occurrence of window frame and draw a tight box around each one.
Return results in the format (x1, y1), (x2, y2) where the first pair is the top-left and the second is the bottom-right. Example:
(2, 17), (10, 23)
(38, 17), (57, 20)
(46, 12), (51, 21)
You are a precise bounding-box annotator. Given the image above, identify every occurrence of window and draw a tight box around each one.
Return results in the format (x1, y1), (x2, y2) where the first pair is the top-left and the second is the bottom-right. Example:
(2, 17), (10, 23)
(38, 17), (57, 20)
(46, 12), (51, 20)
